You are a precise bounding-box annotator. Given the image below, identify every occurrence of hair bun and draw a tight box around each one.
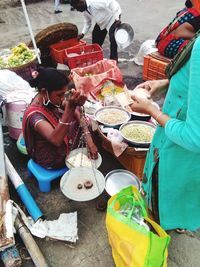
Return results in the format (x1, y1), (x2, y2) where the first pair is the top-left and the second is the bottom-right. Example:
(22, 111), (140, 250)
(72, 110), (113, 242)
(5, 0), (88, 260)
(29, 76), (39, 88)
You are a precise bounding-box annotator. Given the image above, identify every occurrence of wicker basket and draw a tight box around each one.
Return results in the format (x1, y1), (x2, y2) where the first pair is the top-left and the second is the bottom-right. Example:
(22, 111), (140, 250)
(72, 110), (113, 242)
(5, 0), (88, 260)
(2, 57), (38, 81)
(143, 52), (171, 81)
(28, 23), (78, 66)
(97, 127), (147, 180)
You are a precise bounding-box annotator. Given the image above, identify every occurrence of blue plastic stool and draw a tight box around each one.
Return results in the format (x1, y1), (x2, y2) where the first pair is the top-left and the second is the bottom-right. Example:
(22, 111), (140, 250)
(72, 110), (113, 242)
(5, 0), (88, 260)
(27, 159), (68, 192)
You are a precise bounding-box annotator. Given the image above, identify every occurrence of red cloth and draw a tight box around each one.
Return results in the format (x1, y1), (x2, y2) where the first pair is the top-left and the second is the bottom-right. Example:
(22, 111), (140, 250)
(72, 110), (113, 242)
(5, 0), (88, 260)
(70, 59), (123, 94)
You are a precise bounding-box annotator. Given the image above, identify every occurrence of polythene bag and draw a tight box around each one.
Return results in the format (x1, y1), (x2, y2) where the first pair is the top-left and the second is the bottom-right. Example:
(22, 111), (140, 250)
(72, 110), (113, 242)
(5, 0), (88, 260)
(70, 59), (123, 94)
(106, 186), (171, 267)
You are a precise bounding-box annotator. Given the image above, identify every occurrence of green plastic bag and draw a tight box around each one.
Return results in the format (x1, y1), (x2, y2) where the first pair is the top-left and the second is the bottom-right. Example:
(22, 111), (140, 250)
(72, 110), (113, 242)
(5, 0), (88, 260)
(106, 186), (171, 267)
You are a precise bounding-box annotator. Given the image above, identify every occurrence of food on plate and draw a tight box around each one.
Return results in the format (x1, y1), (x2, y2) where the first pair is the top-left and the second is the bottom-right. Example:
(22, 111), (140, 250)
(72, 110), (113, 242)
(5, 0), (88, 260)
(95, 81), (124, 100)
(130, 88), (151, 99)
(96, 108), (129, 125)
(121, 124), (155, 143)
(77, 184), (83, 189)
(0, 43), (35, 68)
(84, 180), (93, 189)
(67, 152), (92, 167)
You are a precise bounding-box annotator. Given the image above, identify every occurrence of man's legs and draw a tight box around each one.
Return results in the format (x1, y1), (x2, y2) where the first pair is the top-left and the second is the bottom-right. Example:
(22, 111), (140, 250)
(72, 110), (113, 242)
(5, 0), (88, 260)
(109, 22), (118, 61)
(54, 0), (62, 13)
(92, 24), (107, 46)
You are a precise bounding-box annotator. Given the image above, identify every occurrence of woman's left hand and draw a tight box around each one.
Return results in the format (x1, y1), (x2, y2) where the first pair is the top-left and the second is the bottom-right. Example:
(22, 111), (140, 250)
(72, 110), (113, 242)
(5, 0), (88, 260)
(87, 140), (98, 160)
(130, 94), (154, 115)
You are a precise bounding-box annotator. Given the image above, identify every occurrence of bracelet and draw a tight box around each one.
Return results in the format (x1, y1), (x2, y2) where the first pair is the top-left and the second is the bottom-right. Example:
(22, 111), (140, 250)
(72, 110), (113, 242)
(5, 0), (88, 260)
(59, 119), (75, 126)
(155, 112), (163, 121)
(83, 131), (91, 136)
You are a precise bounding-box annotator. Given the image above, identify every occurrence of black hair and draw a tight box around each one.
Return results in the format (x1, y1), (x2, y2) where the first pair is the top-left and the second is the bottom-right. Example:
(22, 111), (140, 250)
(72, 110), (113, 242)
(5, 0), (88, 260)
(29, 67), (70, 93)
(185, 0), (193, 8)
(70, 0), (79, 7)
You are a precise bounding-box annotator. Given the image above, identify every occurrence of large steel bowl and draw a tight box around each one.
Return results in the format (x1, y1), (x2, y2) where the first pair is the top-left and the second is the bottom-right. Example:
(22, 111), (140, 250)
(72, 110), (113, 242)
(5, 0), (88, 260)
(119, 120), (156, 148)
(114, 23), (134, 50)
(105, 169), (141, 196)
(94, 106), (131, 128)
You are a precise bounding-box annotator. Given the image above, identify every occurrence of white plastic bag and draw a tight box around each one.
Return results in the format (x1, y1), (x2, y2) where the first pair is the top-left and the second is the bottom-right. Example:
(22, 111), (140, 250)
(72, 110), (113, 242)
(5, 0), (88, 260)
(133, 40), (158, 66)
(0, 70), (36, 103)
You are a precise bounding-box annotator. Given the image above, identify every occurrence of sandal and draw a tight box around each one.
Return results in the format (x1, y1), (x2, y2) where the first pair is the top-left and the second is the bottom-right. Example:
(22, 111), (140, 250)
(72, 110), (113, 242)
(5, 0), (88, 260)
(96, 192), (110, 211)
(176, 228), (186, 234)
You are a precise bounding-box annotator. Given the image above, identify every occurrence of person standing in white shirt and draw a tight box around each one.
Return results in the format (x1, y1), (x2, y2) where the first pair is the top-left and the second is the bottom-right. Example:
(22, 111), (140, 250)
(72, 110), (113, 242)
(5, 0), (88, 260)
(70, 0), (121, 62)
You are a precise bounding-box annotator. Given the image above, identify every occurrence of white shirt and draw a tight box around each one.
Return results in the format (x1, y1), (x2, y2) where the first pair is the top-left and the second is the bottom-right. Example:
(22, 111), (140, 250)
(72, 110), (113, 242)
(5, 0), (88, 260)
(82, 0), (121, 35)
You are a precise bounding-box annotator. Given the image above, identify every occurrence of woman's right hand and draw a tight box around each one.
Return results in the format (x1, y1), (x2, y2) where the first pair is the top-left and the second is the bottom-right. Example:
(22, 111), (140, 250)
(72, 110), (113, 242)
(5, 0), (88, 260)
(64, 89), (87, 108)
(134, 79), (169, 97)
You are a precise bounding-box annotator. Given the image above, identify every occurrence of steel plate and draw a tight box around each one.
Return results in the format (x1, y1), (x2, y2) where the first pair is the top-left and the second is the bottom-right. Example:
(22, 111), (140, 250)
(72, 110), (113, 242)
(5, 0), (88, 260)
(105, 169), (141, 196)
(60, 167), (105, 201)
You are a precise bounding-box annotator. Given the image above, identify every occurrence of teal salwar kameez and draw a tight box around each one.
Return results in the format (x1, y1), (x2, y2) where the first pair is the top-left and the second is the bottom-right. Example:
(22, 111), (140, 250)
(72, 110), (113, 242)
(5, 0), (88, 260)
(143, 37), (200, 231)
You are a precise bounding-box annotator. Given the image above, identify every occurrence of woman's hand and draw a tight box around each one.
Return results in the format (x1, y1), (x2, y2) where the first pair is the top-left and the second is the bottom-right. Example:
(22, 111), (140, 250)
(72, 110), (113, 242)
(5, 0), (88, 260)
(63, 89), (87, 109)
(87, 139), (98, 160)
(130, 94), (155, 115)
(134, 79), (169, 97)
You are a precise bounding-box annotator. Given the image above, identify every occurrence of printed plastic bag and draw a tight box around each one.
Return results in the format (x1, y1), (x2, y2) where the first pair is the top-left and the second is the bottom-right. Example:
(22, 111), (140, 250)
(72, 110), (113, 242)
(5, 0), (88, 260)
(70, 59), (123, 94)
(106, 186), (170, 267)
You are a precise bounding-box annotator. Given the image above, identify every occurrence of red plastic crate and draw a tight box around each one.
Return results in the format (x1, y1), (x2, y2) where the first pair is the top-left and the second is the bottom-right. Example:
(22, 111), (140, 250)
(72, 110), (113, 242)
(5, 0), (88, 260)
(65, 44), (103, 69)
(50, 38), (86, 64)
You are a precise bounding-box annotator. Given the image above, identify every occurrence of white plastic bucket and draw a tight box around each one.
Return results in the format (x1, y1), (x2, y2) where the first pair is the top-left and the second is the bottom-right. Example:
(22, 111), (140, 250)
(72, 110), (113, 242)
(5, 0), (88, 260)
(6, 100), (27, 140)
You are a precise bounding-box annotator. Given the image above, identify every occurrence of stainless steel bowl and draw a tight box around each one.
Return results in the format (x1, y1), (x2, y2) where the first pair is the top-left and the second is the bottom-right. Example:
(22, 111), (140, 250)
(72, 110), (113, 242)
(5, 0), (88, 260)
(94, 106), (131, 128)
(105, 169), (141, 196)
(119, 120), (156, 148)
(114, 23), (134, 50)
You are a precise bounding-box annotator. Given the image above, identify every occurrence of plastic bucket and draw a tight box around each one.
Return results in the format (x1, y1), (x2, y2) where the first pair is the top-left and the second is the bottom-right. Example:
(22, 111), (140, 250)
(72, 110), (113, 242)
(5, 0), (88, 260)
(6, 100), (27, 140)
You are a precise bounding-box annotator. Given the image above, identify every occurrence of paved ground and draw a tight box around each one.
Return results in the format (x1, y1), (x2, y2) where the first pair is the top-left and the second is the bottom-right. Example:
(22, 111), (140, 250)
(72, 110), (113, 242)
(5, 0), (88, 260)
(1, 0), (200, 266)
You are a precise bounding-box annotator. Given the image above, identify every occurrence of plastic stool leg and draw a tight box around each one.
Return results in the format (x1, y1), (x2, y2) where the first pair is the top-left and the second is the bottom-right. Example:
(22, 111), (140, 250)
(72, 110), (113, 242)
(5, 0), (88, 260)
(38, 180), (51, 193)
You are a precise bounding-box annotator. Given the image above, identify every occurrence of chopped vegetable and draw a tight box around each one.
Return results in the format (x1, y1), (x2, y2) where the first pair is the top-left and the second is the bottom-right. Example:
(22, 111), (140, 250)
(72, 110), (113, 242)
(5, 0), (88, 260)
(96, 80), (124, 100)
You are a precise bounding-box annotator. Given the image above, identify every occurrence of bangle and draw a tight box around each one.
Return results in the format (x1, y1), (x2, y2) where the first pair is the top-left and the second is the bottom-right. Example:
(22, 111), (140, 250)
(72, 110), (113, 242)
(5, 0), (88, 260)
(59, 119), (75, 126)
(155, 112), (163, 121)
(83, 131), (91, 136)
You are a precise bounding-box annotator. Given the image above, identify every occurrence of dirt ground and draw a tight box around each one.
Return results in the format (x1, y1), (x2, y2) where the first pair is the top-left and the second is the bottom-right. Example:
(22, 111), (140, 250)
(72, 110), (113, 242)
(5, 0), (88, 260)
(1, 0), (200, 267)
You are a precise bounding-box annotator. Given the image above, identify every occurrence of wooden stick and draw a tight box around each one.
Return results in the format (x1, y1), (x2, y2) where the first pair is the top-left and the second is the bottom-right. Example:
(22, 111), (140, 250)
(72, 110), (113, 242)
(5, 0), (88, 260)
(15, 216), (49, 267)
(0, 122), (14, 251)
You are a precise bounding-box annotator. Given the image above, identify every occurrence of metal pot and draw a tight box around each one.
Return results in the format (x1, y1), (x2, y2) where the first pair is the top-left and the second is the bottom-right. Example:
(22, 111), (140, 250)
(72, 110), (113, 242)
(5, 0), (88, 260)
(114, 23), (134, 50)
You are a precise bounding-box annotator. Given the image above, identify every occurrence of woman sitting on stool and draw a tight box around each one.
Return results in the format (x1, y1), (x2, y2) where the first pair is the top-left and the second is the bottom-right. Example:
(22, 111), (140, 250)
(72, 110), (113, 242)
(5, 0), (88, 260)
(23, 67), (98, 169)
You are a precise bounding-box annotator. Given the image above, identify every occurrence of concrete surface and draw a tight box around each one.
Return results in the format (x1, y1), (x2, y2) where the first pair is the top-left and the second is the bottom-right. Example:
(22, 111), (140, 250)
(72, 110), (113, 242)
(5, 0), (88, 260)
(1, 0), (200, 266)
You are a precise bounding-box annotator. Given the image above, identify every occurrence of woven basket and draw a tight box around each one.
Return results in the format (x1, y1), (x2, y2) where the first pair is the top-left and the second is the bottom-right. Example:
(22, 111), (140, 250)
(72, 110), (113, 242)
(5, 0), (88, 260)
(3, 57), (38, 81)
(28, 23), (78, 66)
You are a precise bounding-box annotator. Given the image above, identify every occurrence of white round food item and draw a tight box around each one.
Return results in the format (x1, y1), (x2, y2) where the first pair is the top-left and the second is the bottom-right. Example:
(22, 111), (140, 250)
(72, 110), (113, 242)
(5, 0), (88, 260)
(131, 88), (151, 99)
(65, 148), (102, 169)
